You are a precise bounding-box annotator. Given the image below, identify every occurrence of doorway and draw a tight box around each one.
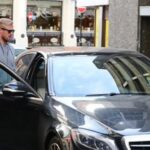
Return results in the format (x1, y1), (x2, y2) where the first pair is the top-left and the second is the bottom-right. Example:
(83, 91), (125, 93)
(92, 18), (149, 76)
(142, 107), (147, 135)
(140, 17), (150, 57)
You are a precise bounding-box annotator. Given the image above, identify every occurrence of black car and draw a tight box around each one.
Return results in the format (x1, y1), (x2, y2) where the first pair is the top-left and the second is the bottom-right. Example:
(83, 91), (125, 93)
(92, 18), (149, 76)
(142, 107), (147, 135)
(1, 47), (150, 150)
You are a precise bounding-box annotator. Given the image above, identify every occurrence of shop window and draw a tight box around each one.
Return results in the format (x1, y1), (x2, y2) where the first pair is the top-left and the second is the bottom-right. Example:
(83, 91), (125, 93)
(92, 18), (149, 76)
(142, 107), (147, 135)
(27, 1), (62, 32)
(75, 7), (95, 46)
(0, 0), (13, 19)
(27, 0), (62, 46)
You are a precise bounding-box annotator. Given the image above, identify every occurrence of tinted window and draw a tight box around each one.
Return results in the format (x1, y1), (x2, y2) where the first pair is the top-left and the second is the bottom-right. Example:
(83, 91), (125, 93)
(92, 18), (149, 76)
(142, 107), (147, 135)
(49, 54), (150, 96)
(16, 54), (36, 78)
(31, 59), (46, 98)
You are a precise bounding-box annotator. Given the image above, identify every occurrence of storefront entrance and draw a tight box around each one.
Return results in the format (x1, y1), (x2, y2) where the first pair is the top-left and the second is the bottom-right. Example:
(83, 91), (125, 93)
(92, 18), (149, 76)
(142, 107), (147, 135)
(140, 17), (150, 57)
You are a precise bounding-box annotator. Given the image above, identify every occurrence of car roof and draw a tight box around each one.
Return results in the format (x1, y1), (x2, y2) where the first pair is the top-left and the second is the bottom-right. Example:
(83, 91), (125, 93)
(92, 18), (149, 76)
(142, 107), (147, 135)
(28, 46), (141, 56)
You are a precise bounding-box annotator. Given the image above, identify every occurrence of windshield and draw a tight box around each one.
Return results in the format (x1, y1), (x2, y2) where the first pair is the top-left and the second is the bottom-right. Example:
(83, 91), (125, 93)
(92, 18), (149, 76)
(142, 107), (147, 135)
(49, 54), (150, 96)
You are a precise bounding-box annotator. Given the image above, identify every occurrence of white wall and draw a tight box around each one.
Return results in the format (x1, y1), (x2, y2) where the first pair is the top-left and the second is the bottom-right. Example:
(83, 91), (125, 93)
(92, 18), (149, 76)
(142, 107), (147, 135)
(95, 7), (103, 47)
(13, 0), (28, 49)
(62, 0), (77, 46)
(76, 0), (109, 7)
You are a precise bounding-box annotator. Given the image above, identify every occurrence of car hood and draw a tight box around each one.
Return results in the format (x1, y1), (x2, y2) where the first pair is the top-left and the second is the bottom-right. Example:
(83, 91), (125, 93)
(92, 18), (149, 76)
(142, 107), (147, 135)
(54, 95), (150, 135)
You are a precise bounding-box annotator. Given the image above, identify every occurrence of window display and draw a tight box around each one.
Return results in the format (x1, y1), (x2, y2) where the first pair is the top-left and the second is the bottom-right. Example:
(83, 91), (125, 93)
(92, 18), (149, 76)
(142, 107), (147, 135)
(0, 1), (13, 19)
(27, 0), (62, 46)
(75, 7), (95, 46)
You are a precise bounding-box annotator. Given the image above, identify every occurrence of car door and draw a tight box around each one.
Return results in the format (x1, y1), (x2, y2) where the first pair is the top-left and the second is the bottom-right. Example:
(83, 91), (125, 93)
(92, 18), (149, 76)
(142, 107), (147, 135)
(0, 62), (42, 150)
(16, 53), (46, 98)
(15, 52), (36, 79)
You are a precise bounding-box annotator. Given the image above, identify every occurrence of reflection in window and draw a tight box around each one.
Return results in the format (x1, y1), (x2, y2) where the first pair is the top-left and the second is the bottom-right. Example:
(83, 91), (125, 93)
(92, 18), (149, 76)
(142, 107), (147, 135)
(27, 0), (62, 31)
(104, 55), (150, 94)
(75, 7), (95, 46)
(0, 0), (13, 19)
(75, 7), (95, 31)
(16, 54), (35, 78)
(50, 54), (150, 97)
(51, 55), (119, 96)
(31, 59), (45, 98)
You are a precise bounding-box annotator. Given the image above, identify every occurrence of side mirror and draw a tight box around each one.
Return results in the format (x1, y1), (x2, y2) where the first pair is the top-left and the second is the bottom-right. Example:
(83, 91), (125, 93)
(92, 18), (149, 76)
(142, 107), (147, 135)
(2, 80), (27, 97)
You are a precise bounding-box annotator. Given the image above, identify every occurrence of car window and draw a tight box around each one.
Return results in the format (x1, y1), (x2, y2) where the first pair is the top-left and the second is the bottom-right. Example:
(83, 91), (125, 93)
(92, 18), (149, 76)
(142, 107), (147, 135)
(50, 54), (150, 96)
(16, 53), (36, 78)
(0, 62), (40, 100)
(30, 59), (46, 98)
(15, 49), (26, 57)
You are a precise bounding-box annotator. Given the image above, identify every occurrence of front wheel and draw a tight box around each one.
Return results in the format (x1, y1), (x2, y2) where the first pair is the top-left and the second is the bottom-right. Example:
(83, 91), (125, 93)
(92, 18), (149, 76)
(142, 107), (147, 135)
(47, 136), (62, 150)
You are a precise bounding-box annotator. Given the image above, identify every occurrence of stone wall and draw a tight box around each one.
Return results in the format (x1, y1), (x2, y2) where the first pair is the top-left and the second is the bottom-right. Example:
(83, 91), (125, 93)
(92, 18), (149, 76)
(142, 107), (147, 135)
(109, 0), (139, 50)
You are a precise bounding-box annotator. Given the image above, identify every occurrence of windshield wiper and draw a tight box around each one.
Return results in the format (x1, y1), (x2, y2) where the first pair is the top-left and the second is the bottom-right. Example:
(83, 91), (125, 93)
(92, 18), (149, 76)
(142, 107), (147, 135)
(86, 93), (119, 96)
(86, 92), (150, 96)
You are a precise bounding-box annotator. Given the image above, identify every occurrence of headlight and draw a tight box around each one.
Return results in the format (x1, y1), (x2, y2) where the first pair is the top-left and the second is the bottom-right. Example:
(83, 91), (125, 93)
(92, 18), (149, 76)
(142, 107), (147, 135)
(71, 129), (118, 150)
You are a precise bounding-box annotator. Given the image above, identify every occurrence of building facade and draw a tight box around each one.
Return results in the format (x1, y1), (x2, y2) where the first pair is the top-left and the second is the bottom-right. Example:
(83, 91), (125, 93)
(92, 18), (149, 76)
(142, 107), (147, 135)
(109, 0), (150, 57)
(0, 0), (109, 49)
(1, 0), (150, 57)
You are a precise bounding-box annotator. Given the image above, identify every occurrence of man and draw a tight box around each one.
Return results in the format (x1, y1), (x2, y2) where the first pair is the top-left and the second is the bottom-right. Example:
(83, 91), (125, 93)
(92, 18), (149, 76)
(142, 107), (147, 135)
(0, 18), (15, 88)
(0, 18), (15, 71)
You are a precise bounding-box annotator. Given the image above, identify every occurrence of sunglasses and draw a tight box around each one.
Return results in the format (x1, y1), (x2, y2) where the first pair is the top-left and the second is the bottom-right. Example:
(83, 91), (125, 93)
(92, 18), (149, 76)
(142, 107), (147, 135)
(1, 28), (15, 33)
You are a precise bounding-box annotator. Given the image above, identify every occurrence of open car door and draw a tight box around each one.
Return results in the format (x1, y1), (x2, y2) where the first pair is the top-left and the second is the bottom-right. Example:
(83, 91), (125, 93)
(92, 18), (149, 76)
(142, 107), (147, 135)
(0, 62), (42, 150)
